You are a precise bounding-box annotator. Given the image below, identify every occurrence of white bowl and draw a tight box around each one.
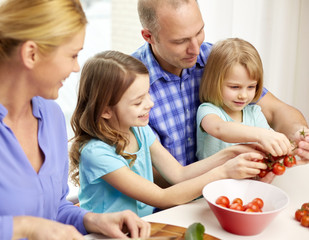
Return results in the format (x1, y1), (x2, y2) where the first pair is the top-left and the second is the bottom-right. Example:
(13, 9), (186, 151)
(202, 179), (289, 236)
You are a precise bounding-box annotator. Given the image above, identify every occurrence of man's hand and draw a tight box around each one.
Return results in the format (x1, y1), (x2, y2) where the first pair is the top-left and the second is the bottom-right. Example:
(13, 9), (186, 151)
(293, 128), (309, 164)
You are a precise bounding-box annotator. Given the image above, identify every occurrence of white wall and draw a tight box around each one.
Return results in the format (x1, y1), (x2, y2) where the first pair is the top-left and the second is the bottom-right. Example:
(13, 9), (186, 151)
(111, 0), (309, 123)
(65, 0), (309, 201)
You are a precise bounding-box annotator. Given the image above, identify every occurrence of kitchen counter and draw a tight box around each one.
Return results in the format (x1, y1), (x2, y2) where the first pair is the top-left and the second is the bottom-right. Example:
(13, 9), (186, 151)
(84, 163), (309, 239)
(143, 164), (309, 240)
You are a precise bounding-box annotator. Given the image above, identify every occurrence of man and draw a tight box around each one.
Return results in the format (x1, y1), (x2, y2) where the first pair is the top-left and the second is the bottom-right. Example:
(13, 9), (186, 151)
(132, 0), (309, 185)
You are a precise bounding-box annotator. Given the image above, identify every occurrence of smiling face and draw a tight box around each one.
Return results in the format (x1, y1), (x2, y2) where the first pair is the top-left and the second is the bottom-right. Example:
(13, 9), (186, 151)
(109, 73), (154, 133)
(150, 0), (204, 76)
(221, 63), (257, 118)
(32, 27), (85, 99)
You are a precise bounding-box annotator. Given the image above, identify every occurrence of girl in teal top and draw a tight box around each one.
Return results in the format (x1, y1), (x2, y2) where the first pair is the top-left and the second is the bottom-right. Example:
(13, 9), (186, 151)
(70, 50), (268, 217)
(197, 38), (292, 160)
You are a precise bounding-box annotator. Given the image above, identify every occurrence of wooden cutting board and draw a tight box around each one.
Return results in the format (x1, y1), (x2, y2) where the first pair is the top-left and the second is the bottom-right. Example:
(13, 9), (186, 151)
(150, 222), (219, 240)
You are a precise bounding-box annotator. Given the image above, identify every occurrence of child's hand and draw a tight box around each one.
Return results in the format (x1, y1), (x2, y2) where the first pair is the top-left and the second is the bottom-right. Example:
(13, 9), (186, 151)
(257, 129), (292, 157)
(222, 152), (266, 179)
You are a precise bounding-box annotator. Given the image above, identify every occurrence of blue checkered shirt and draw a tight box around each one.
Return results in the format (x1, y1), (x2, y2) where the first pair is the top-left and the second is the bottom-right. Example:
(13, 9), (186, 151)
(132, 42), (213, 165)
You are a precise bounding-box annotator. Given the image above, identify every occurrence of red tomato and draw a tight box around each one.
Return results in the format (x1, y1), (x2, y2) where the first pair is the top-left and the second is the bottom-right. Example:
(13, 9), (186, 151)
(217, 203), (228, 208)
(283, 155), (296, 168)
(258, 169), (268, 178)
(252, 198), (264, 209)
(295, 209), (308, 222)
(215, 196), (230, 207)
(232, 198), (243, 206)
(229, 202), (244, 211)
(245, 208), (255, 212)
(301, 203), (309, 212)
(272, 162), (286, 175)
(244, 202), (260, 212)
(300, 215), (309, 227)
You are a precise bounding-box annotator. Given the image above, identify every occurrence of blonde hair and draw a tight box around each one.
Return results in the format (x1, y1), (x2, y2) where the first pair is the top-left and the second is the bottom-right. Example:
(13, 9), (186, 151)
(69, 50), (149, 186)
(0, 0), (87, 61)
(199, 38), (264, 106)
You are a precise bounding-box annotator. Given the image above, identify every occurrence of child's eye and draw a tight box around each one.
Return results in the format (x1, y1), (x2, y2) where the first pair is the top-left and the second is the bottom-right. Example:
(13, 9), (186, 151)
(134, 102), (142, 106)
(230, 86), (239, 89)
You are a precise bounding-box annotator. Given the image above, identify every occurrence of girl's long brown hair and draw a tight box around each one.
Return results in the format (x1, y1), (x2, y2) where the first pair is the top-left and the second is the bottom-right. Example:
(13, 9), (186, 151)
(69, 50), (149, 186)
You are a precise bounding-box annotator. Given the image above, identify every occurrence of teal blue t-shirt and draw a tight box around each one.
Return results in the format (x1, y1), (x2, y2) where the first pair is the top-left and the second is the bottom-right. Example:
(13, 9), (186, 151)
(78, 125), (156, 217)
(196, 103), (271, 160)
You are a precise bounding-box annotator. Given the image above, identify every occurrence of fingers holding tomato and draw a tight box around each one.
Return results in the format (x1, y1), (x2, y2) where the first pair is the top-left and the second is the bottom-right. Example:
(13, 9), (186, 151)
(256, 154), (296, 179)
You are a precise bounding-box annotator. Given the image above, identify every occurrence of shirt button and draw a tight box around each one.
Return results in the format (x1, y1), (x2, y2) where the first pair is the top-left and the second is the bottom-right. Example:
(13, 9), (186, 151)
(188, 138), (191, 142)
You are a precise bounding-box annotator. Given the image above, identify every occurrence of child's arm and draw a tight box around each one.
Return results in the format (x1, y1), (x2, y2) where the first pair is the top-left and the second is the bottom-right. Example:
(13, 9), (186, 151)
(102, 139), (266, 210)
(201, 114), (292, 157)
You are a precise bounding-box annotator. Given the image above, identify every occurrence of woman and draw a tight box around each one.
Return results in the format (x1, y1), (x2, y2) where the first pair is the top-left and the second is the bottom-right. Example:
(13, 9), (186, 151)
(0, 0), (150, 239)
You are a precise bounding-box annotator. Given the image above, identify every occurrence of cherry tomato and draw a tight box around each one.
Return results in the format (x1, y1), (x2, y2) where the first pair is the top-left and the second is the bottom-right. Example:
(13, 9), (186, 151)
(229, 202), (244, 211)
(295, 209), (308, 222)
(258, 169), (269, 178)
(300, 215), (309, 227)
(283, 155), (296, 168)
(301, 203), (309, 212)
(245, 208), (255, 212)
(232, 198), (243, 206)
(215, 196), (230, 208)
(272, 162), (285, 175)
(244, 202), (260, 212)
(252, 198), (264, 209)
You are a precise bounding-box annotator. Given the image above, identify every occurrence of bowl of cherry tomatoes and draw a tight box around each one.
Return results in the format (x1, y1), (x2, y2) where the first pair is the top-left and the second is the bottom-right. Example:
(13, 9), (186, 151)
(202, 179), (289, 236)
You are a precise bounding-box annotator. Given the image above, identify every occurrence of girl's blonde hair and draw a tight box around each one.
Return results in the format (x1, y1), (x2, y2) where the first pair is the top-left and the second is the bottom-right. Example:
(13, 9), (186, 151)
(69, 50), (149, 186)
(199, 38), (264, 106)
(0, 0), (87, 61)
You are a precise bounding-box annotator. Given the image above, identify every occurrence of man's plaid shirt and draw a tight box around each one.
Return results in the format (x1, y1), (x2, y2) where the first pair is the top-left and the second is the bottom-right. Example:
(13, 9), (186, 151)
(132, 42), (213, 165)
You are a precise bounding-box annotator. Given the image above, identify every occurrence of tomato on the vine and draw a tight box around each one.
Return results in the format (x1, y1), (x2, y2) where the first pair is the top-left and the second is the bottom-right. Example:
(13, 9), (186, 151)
(283, 155), (296, 168)
(258, 169), (269, 178)
(272, 162), (285, 175)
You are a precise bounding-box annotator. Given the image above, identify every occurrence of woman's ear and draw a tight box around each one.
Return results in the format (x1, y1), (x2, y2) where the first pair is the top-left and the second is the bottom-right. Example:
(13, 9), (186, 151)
(20, 40), (39, 69)
(101, 107), (113, 119)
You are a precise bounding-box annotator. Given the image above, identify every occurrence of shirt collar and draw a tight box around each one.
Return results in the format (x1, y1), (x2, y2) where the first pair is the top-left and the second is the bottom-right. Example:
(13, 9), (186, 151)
(31, 96), (42, 120)
(0, 97), (43, 122)
(0, 104), (8, 121)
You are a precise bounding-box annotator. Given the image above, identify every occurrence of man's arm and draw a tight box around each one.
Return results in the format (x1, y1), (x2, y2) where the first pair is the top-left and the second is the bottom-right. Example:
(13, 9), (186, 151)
(258, 91), (309, 162)
(258, 91), (308, 136)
